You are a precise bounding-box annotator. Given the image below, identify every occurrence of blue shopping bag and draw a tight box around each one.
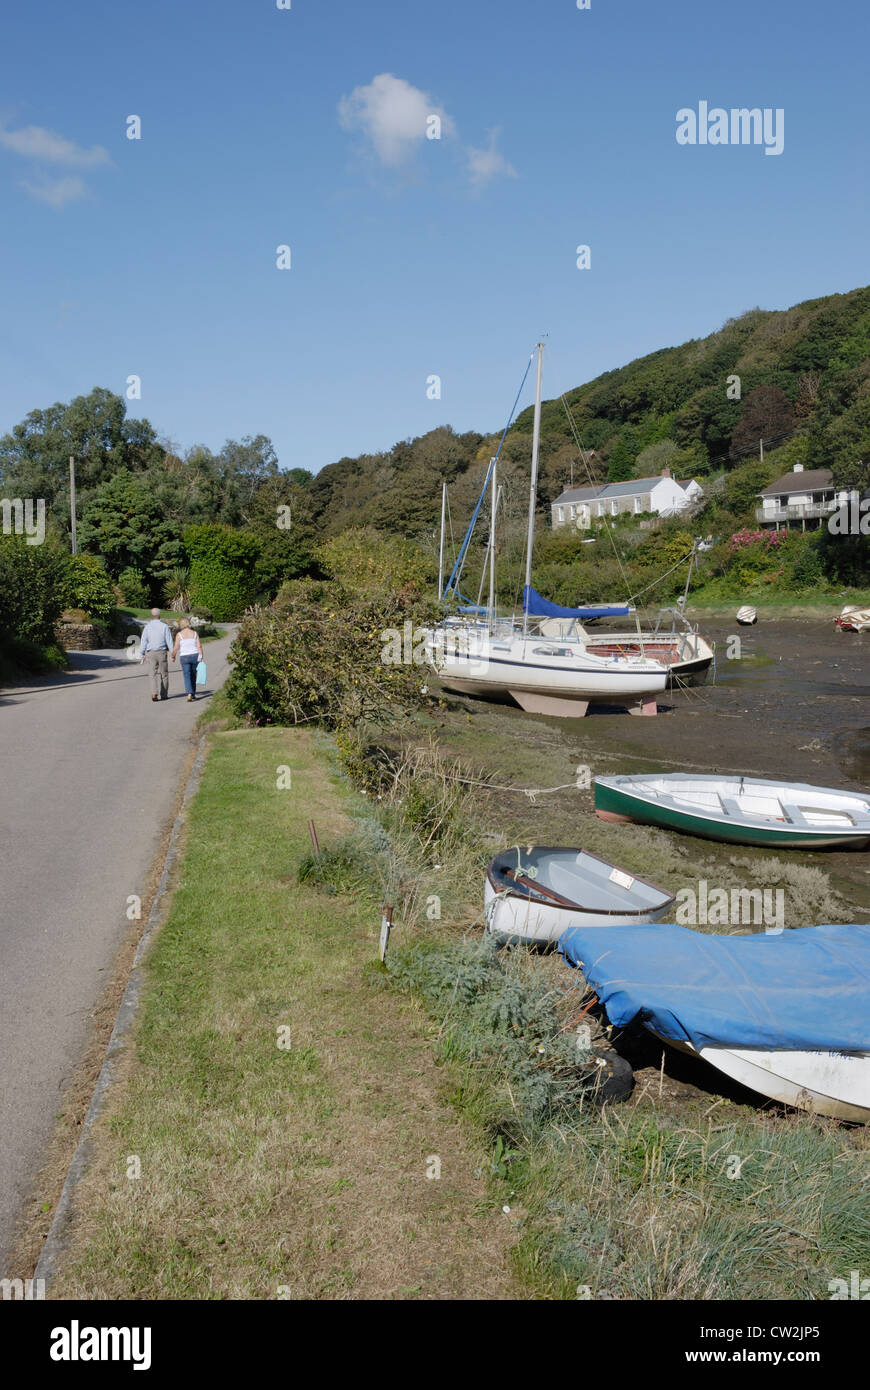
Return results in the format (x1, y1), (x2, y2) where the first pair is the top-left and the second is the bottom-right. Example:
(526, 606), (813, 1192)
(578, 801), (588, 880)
(196, 659), (207, 687)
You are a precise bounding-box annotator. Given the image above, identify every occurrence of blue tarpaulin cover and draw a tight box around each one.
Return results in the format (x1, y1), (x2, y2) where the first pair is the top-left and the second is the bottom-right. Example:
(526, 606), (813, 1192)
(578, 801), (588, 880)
(522, 585), (629, 620)
(558, 923), (870, 1052)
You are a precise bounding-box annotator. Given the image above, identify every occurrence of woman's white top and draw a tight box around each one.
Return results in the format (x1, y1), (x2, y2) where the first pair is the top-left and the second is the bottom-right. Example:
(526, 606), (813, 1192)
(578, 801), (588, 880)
(179, 633), (200, 657)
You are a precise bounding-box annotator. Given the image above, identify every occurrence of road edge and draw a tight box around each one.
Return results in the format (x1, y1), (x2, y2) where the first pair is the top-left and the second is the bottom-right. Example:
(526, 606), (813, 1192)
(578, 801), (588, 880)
(34, 734), (210, 1291)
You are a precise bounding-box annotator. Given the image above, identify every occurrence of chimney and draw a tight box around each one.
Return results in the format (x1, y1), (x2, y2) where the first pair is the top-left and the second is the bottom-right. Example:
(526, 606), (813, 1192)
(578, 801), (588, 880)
(661, 466), (671, 478)
(793, 463), (804, 472)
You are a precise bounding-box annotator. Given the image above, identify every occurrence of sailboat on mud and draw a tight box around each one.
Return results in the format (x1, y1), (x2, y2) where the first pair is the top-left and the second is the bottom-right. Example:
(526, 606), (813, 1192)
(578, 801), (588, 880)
(425, 344), (669, 717)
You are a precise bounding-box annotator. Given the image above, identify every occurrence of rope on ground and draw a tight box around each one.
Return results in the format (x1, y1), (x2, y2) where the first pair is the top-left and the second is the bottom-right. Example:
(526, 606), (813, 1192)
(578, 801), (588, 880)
(443, 772), (588, 804)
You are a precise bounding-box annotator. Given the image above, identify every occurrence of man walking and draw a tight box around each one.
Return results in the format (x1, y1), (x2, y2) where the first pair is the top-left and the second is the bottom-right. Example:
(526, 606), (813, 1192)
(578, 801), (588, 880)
(139, 608), (173, 702)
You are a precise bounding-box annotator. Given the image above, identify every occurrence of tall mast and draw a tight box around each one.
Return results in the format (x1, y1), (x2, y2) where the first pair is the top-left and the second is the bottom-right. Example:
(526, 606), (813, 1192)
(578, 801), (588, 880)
(438, 481), (447, 600)
(488, 461), (497, 631)
(523, 342), (545, 634)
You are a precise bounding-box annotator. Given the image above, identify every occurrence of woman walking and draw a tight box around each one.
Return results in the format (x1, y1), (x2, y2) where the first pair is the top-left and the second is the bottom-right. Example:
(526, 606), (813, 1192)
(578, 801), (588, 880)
(171, 618), (204, 701)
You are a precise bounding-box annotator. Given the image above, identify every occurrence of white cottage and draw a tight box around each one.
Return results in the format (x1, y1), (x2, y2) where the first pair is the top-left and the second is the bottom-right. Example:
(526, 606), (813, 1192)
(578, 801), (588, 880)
(551, 469), (702, 530)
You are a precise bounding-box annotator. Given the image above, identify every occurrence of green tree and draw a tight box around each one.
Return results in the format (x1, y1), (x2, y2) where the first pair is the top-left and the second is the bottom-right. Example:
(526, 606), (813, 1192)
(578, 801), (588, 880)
(318, 527), (432, 597)
(0, 534), (71, 647)
(720, 458), (778, 519)
(0, 388), (164, 537)
(78, 471), (182, 591)
(184, 522), (261, 619)
(65, 553), (116, 621)
(607, 427), (639, 482)
(241, 475), (319, 595)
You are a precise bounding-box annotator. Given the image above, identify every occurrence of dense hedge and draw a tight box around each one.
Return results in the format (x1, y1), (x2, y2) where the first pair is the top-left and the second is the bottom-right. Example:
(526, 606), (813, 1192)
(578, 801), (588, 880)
(226, 579), (438, 729)
(185, 523), (261, 620)
(0, 535), (71, 647)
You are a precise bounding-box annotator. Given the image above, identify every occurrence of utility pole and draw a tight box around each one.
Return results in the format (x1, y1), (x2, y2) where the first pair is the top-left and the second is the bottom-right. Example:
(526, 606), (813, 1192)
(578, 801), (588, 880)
(759, 438), (764, 463)
(69, 456), (78, 555)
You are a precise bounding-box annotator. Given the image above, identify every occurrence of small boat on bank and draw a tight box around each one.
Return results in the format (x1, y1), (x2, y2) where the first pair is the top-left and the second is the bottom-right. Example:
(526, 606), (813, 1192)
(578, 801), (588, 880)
(836, 605), (870, 633)
(594, 773), (870, 850)
(558, 922), (870, 1121)
(484, 845), (675, 944)
(736, 605), (757, 625)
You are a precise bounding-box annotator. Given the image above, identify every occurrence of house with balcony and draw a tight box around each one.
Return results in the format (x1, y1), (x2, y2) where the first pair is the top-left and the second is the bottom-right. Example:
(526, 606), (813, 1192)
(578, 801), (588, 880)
(755, 465), (858, 529)
(551, 468), (702, 530)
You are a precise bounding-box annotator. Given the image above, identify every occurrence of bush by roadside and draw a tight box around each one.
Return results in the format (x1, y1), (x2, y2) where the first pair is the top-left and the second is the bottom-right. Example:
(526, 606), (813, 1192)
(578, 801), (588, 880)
(225, 579), (438, 730)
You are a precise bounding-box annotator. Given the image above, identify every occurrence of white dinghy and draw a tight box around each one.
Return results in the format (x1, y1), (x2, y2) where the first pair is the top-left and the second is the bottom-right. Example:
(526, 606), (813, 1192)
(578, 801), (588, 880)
(484, 845), (675, 945)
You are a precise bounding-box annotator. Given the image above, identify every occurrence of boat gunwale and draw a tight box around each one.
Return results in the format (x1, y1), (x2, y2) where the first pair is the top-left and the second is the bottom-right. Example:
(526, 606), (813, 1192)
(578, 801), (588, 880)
(486, 845), (675, 917)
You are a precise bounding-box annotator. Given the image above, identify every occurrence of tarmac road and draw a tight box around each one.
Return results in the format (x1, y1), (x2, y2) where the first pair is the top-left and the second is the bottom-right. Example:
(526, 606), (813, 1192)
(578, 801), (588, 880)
(0, 627), (236, 1270)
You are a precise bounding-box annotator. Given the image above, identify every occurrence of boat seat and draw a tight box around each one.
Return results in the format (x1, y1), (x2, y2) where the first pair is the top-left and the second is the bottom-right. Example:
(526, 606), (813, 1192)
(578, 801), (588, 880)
(719, 798), (749, 819)
(780, 803), (809, 826)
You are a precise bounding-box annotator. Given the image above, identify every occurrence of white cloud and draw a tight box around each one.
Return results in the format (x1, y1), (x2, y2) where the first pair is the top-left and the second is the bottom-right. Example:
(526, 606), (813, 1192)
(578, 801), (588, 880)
(466, 129), (517, 185)
(20, 175), (87, 208)
(0, 123), (110, 167)
(338, 73), (455, 166)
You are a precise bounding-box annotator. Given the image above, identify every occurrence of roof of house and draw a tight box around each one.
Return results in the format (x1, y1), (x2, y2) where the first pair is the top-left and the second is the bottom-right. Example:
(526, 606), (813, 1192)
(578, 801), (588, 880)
(552, 483), (603, 504)
(760, 468), (833, 497)
(553, 474), (691, 506)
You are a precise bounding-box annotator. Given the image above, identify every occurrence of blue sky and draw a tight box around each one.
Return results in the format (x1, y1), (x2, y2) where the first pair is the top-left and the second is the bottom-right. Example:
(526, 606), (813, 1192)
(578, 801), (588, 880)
(0, 0), (866, 474)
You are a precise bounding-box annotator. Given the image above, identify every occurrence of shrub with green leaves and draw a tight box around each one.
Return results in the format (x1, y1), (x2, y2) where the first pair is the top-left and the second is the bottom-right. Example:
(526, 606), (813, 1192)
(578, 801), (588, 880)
(116, 567), (151, 608)
(184, 523), (261, 620)
(66, 553), (116, 621)
(0, 534), (71, 646)
(318, 527), (432, 598)
(387, 937), (595, 1140)
(787, 532), (826, 591)
(226, 579), (438, 730)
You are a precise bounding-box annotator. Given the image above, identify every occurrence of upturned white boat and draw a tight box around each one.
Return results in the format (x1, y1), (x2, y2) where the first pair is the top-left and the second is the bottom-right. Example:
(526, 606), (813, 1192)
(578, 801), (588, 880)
(484, 845), (675, 944)
(736, 605), (757, 625)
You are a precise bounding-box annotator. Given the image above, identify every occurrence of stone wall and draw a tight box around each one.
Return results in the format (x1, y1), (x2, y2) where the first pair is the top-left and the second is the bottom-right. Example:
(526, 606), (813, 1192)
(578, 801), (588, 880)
(56, 621), (110, 651)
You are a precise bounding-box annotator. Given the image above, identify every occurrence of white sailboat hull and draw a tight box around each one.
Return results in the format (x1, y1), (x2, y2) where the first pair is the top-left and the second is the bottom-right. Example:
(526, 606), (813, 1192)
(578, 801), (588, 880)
(427, 628), (667, 712)
(537, 620), (714, 685)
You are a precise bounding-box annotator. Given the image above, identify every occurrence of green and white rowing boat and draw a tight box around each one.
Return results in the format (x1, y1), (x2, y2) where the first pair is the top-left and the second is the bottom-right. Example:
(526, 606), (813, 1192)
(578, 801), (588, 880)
(594, 773), (870, 850)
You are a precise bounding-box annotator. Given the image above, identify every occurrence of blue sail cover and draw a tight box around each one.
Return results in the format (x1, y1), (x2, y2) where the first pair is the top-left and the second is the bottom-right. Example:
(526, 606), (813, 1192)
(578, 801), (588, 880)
(558, 922), (870, 1052)
(523, 585), (629, 620)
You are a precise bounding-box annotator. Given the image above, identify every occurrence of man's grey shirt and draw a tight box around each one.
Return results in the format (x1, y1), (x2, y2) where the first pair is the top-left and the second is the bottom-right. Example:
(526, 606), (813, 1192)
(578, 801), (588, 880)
(139, 620), (173, 655)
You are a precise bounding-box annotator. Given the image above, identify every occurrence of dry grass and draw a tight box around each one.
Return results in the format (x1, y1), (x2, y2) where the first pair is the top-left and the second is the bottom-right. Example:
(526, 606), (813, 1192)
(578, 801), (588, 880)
(47, 729), (519, 1300)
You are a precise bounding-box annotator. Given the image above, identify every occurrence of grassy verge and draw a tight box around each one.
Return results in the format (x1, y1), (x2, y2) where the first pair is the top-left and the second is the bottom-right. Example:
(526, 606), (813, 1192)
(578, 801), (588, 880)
(687, 587), (870, 618)
(49, 727), (517, 1300)
(46, 699), (870, 1301)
